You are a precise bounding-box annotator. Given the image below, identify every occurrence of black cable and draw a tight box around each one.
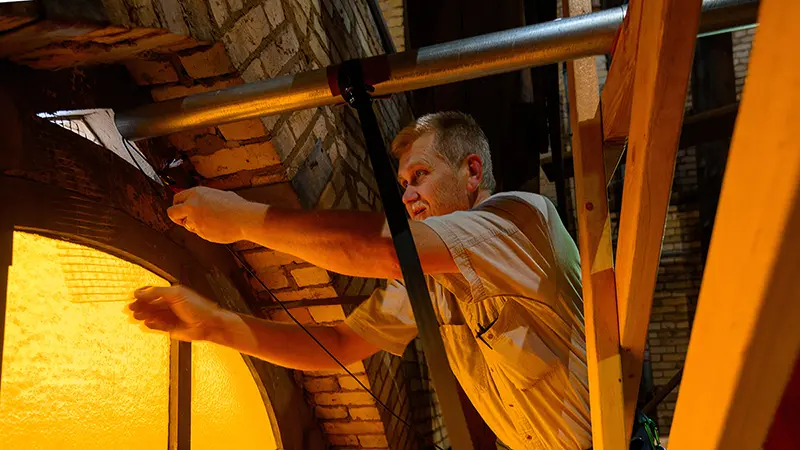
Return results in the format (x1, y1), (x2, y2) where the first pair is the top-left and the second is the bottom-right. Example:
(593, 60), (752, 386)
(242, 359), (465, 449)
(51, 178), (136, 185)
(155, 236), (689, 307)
(127, 148), (445, 450)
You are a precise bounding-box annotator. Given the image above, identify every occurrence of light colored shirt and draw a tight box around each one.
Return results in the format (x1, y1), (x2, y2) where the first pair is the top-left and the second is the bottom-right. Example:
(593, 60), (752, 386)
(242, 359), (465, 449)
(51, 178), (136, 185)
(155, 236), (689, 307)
(345, 192), (591, 450)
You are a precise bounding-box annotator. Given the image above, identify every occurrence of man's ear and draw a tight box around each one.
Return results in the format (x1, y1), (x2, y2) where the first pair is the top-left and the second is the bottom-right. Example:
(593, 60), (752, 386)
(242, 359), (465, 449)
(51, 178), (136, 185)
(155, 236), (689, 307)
(464, 154), (483, 192)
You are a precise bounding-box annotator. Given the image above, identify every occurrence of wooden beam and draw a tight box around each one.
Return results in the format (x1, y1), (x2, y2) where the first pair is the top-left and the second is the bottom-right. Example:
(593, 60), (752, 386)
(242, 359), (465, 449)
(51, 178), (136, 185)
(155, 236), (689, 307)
(669, 1), (800, 446)
(563, 0), (627, 448)
(600, 0), (644, 146)
(613, 0), (703, 435)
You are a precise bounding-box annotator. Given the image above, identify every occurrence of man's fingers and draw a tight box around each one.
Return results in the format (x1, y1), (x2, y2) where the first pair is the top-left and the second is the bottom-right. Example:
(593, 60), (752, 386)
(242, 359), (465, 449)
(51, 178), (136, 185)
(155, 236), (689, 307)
(144, 319), (172, 332)
(167, 203), (190, 226)
(134, 285), (181, 302)
(173, 187), (197, 205)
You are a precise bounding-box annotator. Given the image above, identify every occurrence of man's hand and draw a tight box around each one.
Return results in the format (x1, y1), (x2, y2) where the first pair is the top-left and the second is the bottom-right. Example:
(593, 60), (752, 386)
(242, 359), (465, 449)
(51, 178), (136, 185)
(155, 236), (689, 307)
(129, 285), (233, 342)
(167, 186), (266, 244)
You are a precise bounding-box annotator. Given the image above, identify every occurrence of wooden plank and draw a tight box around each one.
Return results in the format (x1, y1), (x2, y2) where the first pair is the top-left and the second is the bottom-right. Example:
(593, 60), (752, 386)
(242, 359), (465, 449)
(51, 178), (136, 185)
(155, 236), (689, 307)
(563, 1), (627, 448)
(613, 0), (702, 435)
(600, 0), (644, 146)
(669, 1), (800, 446)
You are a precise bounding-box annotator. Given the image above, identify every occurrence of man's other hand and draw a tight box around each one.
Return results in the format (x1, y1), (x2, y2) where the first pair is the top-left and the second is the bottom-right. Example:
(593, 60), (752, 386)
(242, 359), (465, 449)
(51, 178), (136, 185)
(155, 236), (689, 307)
(167, 186), (266, 244)
(129, 285), (231, 342)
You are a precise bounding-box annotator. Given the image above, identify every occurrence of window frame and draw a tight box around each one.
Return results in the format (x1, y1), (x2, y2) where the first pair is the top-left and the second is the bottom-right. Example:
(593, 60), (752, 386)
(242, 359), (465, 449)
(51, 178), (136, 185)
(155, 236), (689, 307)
(0, 175), (282, 449)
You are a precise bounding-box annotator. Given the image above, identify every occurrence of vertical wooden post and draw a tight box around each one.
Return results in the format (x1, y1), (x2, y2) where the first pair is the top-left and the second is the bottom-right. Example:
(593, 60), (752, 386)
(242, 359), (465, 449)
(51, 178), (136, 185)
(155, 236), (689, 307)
(564, 0), (628, 448)
(669, 0), (800, 447)
(614, 0), (703, 435)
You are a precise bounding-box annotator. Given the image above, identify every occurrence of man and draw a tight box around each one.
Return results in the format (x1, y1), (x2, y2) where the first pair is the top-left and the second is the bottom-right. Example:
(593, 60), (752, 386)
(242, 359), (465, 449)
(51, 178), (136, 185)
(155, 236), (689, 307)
(130, 112), (591, 449)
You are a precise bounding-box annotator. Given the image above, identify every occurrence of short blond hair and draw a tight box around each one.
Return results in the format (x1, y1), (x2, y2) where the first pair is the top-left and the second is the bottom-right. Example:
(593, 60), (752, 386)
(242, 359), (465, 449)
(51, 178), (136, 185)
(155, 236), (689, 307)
(391, 111), (496, 192)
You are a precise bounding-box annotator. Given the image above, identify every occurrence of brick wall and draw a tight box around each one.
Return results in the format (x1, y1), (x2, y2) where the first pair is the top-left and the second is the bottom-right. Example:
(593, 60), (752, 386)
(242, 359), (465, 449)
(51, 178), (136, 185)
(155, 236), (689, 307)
(378, 0), (405, 51)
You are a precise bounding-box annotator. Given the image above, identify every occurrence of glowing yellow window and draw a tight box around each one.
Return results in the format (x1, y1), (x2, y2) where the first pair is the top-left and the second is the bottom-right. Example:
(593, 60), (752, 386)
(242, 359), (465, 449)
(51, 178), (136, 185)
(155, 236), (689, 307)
(0, 231), (171, 449)
(192, 341), (278, 450)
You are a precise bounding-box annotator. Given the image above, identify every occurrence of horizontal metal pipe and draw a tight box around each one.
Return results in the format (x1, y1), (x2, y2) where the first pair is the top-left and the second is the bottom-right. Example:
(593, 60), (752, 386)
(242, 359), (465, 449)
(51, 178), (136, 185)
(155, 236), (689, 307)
(117, 0), (759, 140)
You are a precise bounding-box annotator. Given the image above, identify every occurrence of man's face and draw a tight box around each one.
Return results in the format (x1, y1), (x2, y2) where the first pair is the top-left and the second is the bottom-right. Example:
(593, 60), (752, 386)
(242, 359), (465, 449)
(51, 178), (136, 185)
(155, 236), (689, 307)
(397, 132), (473, 221)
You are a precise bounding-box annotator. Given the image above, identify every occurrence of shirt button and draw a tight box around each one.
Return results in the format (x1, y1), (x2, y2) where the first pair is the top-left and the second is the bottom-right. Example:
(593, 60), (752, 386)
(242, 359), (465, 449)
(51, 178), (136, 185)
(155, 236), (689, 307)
(487, 333), (494, 339)
(526, 435), (532, 440)
(508, 404), (514, 408)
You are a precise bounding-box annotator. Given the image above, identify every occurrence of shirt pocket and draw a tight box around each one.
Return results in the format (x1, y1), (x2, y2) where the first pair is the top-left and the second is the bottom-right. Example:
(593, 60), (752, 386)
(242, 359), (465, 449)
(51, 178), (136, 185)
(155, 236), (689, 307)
(481, 301), (561, 391)
(439, 324), (491, 395)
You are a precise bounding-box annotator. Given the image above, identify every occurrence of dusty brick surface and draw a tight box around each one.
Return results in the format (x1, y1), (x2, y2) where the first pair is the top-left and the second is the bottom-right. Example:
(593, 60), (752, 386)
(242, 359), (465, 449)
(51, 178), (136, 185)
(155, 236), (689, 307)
(315, 406), (349, 420)
(179, 43), (235, 78)
(150, 77), (243, 101)
(322, 420), (384, 435)
(308, 305), (346, 323)
(218, 118), (267, 141)
(223, 5), (270, 67)
(291, 266), (331, 287)
(314, 392), (375, 407)
(349, 406), (381, 421)
(125, 59), (179, 84)
(359, 434), (390, 448)
(303, 376), (339, 393)
(273, 285), (338, 302)
(338, 374), (371, 391)
(189, 141), (280, 177)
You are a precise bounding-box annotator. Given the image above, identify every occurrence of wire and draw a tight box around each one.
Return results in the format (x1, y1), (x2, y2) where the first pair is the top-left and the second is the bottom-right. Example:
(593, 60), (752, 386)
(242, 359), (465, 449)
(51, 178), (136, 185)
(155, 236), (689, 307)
(127, 150), (445, 450)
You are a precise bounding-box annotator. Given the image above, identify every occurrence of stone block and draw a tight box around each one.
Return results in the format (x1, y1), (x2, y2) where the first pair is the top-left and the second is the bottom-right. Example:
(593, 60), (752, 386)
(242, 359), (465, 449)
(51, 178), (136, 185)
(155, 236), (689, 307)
(263, 0), (286, 27)
(261, 26), (299, 77)
(317, 180), (337, 209)
(227, 0), (243, 12)
(338, 374), (371, 391)
(304, 376), (339, 392)
(289, 108), (317, 138)
(322, 421), (384, 434)
(125, 58), (179, 85)
(292, 266), (331, 287)
(308, 361), (366, 376)
(359, 434), (389, 448)
(349, 406), (381, 421)
(218, 118), (267, 141)
(190, 141), (280, 177)
(308, 305), (346, 323)
(223, 6), (270, 67)
(194, 133), (227, 155)
(274, 285), (338, 302)
(179, 43), (235, 78)
(167, 127), (215, 151)
(316, 406), (349, 420)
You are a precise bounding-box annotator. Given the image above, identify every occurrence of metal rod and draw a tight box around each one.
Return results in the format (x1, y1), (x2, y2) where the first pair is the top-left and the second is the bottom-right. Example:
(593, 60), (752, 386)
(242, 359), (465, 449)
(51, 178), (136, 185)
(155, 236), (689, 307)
(116, 0), (758, 140)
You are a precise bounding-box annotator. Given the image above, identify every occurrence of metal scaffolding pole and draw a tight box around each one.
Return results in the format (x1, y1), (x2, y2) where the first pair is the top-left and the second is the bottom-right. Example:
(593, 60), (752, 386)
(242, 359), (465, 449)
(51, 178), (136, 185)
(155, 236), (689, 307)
(116, 0), (758, 140)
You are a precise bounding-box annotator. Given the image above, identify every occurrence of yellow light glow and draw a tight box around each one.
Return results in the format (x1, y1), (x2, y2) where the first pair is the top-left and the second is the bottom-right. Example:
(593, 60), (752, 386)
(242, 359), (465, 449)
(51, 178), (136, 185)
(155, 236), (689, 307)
(192, 341), (277, 450)
(0, 232), (171, 449)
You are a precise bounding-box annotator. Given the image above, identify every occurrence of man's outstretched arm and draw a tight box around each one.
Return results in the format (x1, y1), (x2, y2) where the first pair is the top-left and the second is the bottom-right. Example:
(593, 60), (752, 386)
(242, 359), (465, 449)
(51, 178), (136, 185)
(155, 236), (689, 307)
(129, 285), (380, 371)
(166, 186), (456, 279)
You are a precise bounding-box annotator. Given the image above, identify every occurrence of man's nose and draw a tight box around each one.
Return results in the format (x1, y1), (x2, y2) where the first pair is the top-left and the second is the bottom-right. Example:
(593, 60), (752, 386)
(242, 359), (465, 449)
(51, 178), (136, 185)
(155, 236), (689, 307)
(402, 186), (419, 205)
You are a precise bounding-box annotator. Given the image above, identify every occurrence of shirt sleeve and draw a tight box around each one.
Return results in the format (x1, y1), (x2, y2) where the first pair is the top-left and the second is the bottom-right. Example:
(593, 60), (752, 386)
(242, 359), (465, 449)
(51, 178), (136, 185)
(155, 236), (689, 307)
(344, 279), (418, 356)
(423, 193), (560, 305)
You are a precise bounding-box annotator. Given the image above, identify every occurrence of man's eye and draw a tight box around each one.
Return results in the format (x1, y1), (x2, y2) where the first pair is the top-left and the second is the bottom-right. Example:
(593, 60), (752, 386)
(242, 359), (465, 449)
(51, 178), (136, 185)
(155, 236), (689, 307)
(415, 170), (426, 178)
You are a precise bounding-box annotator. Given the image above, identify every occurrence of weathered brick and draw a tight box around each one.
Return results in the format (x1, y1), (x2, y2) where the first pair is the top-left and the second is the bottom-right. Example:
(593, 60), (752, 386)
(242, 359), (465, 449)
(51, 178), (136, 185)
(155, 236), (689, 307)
(289, 108), (316, 138)
(151, 78), (243, 101)
(208, 0), (229, 26)
(227, 0), (243, 12)
(194, 133), (227, 155)
(308, 361), (366, 376)
(250, 266), (289, 290)
(350, 406), (381, 421)
(271, 123), (296, 160)
(338, 374), (371, 391)
(218, 118), (267, 141)
(317, 180), (337, 209)
(125, 59), (179, 85)
(190, 141), (280, 177)
(263, 0), (286, 27)
(304, 376), (339, 392)
(244, 249), (303, 267)
(292, 266), (331, 287)
(274, 285), (338, 302)
(359, 434), (389, 448)
(242, 59), (266, 82)
(314, 392), (375, 407)
(309, 35), (331, 66)
(223, 6), (270, 67)
(315, 405), (349, 419)
(179, 43), (235, 78)
(308, 305), (346, 323)
(323, 420), (384, 434)
(261, 26), (299, 77)
(167, 127), (214, 151)
(327, 435), (359, 446)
